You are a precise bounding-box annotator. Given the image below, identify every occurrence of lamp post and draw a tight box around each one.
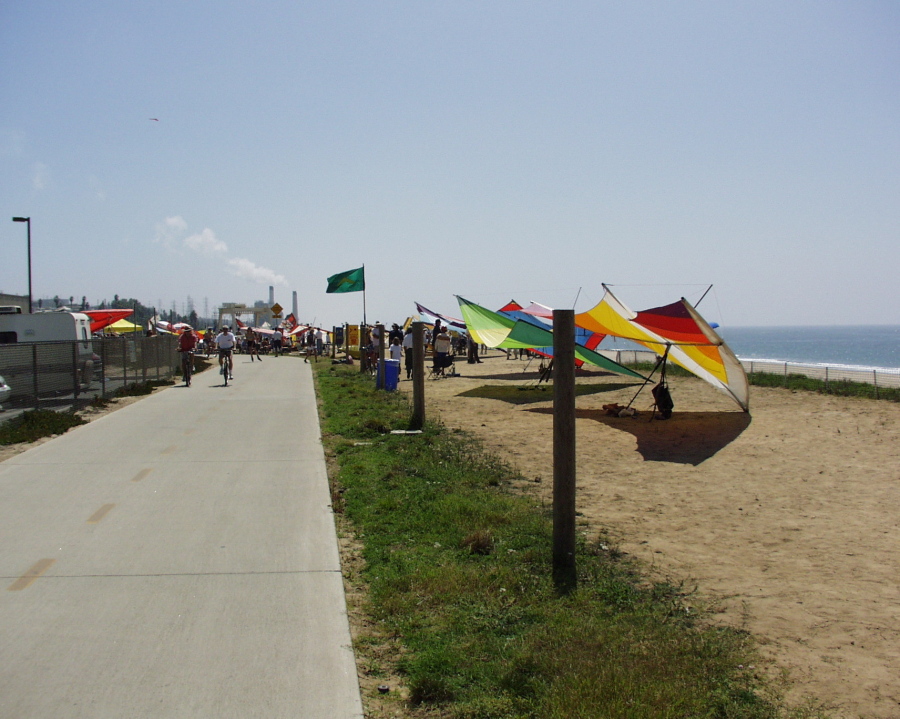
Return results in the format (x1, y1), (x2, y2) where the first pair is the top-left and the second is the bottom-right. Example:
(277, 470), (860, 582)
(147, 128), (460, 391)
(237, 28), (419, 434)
(11, 216), (32, 314)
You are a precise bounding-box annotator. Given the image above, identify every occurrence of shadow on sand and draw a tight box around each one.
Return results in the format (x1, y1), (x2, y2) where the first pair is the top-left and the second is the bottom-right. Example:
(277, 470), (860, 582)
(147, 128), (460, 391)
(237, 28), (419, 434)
(526, 408), (752, 465)
(458, 382), (641, 405)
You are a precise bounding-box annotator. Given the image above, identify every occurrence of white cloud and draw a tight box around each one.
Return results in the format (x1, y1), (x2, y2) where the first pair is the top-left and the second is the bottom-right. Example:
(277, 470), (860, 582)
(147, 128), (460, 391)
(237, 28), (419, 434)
(32, 162), (49, 190)
(227, 257), (286, 286)
(154, 215), (188, 249)
(152, 215), (288, 288)
(184, 228), (228, 255)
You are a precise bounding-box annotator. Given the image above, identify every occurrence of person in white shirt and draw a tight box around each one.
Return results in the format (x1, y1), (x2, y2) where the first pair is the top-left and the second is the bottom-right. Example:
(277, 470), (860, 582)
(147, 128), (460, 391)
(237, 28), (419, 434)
(389, 336), (403, 362)
(272, 328), (284, 356)
(215, 326), (236, 378)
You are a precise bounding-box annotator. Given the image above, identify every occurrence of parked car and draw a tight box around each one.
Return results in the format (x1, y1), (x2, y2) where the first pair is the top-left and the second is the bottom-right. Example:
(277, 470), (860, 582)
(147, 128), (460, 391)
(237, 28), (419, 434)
(0, 374), (10, 408)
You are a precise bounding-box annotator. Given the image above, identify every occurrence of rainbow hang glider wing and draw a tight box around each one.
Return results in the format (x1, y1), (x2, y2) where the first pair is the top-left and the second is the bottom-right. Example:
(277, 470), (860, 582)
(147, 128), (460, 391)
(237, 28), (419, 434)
(457, 296), (646, 379)
(574, 286), (749, 411)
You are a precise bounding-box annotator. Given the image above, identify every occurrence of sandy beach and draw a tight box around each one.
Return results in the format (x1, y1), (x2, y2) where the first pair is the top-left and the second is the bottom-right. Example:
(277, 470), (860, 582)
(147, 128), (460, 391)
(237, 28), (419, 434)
(402, 351), (900, 718)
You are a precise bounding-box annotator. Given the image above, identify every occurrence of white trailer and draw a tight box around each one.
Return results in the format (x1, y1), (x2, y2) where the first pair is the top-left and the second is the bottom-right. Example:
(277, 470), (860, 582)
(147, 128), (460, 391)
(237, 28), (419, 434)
(0, 307), (99, 399)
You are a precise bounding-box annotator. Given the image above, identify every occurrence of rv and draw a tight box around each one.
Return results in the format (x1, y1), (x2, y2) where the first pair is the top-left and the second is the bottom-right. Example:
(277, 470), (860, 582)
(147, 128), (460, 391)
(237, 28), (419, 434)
(0, 306), (99, 401)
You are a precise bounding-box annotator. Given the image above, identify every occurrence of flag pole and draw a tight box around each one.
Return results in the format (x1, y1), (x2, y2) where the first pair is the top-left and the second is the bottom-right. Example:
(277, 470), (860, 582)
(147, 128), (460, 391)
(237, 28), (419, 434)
(362, 264), (367, 326)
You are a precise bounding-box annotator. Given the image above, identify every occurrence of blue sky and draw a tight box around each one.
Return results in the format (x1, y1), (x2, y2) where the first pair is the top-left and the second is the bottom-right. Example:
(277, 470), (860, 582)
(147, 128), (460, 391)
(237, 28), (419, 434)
(2, 1), (897, 328)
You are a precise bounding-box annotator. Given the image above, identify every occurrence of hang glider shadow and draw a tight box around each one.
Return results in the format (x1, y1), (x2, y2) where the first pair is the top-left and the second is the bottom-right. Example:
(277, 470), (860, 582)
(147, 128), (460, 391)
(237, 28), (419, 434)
(526, 408), (751, 465)
(458, 382), (642, 406)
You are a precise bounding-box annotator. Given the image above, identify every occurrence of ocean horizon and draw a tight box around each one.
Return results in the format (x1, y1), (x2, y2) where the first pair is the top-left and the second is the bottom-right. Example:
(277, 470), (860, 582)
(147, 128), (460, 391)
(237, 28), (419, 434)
(600, 325), (900, 372)
(718, 325), (900, 372)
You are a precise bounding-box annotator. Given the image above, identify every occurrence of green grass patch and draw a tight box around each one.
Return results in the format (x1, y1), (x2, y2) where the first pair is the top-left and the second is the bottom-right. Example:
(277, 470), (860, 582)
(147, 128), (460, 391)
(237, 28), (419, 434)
(113, 379), (173, 397)
(625, 361), (898, 402)
(315, 364), (808, 718)
(746, 371), (900, 401)
(0, 409), (86, 445)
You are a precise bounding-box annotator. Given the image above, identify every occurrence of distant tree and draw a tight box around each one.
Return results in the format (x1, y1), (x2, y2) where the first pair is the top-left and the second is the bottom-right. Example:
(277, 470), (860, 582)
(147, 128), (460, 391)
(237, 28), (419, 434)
(189, 309), (199, 327)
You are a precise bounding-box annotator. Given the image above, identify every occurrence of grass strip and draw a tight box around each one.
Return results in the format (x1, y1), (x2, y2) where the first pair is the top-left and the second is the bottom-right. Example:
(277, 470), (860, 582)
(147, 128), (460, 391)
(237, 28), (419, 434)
(746, 371), (899, 401)
(315, 363), (798, 719)
(0, 409), (86, 445)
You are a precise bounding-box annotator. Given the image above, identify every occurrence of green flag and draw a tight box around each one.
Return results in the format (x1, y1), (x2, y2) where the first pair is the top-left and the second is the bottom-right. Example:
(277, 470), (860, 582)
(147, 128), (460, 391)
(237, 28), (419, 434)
(326, 266), (365, 294)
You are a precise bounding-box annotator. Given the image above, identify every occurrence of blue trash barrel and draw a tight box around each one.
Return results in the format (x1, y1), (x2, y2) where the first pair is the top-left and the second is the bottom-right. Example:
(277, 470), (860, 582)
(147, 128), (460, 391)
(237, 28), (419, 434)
(384, 359), (400, 391)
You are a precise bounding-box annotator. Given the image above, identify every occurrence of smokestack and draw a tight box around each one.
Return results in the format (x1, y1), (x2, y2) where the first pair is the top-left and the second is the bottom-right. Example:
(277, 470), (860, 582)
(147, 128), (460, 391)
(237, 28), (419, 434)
(292, 291), (298, 319)
(268, 286), (275, 306)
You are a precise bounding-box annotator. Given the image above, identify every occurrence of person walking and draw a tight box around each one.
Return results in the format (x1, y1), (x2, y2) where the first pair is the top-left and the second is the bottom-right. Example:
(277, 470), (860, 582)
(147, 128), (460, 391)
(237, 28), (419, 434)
(402, 327), (414, 379)
(272, 327), (284, 357)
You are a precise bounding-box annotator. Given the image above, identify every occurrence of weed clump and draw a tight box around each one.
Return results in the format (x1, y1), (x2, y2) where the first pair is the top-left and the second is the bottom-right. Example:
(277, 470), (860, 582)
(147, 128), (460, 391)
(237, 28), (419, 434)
(0, 409), (86, 445)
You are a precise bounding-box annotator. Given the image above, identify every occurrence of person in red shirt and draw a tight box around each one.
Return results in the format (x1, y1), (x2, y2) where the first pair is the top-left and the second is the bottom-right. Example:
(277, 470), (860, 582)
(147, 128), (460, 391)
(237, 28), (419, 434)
(178, 330), (198, 386)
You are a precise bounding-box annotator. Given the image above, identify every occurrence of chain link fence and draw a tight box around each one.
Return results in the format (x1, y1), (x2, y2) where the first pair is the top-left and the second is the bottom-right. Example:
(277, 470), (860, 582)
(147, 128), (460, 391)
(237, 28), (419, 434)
(0, 335), (180, 421)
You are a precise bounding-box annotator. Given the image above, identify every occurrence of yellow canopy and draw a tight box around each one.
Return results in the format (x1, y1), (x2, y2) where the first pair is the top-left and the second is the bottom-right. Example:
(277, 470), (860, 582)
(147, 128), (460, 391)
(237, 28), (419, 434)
(106, 319), (144, 333)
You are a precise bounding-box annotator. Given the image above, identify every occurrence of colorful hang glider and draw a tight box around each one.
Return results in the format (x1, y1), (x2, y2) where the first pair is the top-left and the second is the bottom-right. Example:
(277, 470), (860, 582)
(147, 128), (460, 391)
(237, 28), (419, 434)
(414, 302), (467, 331)
(574, 285), (749, 411)
(456, 296), (646, 380)
(82, 309), (134, 334)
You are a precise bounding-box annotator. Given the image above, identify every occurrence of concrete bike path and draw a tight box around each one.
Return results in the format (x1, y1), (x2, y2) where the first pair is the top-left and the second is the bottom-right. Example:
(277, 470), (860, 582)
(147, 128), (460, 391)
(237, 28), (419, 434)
(0, 355), (363, 718)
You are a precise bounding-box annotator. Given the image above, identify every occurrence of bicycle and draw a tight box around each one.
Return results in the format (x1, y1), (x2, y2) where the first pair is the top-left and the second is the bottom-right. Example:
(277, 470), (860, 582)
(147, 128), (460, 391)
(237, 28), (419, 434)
(180, 350), (194, 387)
(219, 348), (233, 386)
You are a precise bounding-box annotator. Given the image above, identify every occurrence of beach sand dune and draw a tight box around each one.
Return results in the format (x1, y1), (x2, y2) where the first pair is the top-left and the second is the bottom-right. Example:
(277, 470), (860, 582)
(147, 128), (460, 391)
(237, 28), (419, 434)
(406, 352), (900, 718)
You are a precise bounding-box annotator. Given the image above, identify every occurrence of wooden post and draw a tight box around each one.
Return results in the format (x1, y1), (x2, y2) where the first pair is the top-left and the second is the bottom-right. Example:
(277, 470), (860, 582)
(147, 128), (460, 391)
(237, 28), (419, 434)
(376, 323), (386, 389)
(553, 309), (577, 593)
(410, 321), (425, 430)
(359, 323), (367, 373)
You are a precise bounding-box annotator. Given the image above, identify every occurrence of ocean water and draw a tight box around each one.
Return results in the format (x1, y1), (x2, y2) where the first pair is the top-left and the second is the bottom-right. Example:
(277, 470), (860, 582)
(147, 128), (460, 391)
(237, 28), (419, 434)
(717, 325), (900, 371)
(599, 325), (900, 371)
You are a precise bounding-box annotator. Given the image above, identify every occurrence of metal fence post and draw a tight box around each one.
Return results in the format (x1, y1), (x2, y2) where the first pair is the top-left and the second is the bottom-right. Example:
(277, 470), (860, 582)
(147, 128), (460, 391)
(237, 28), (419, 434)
(72, 341), (79, 399)
(100, 339), (107, 398)
(32, 344), (39, 408)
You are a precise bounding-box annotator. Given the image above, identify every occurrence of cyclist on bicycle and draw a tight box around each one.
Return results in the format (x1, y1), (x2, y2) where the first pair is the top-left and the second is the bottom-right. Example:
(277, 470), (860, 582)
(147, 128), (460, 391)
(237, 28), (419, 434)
(216, 326), (236, 379)
(178, 328), (198, 385)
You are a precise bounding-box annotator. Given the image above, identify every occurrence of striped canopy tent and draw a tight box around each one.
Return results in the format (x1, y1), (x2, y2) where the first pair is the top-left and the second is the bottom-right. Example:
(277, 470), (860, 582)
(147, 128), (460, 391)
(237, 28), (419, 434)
(574, 285), (749, 411)
(456, 296), (646, 380)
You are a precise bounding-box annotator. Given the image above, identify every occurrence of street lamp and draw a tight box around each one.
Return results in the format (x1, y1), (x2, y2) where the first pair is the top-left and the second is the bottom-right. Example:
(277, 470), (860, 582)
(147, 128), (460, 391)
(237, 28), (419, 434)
(11, 216), (32, 314)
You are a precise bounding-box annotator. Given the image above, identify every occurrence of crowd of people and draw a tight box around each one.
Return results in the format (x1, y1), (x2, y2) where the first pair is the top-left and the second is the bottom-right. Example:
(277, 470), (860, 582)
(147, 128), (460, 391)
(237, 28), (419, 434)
(176, 323), (331, 385)
(365, 320), (485, 380)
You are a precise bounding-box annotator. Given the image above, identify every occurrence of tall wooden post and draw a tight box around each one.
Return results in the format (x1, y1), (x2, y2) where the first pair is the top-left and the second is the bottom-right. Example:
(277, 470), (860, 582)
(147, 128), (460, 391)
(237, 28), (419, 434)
(410, 321), (425, 429)
(553, 309), (577, 592)
(359, 323), (368, 373)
